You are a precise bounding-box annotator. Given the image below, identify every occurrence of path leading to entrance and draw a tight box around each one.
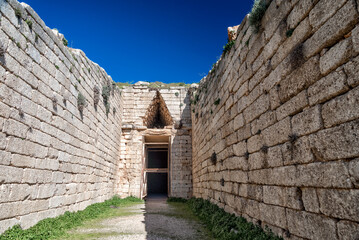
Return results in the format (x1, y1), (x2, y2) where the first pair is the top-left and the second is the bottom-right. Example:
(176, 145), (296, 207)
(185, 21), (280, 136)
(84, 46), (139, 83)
(63, 196), (213, 240)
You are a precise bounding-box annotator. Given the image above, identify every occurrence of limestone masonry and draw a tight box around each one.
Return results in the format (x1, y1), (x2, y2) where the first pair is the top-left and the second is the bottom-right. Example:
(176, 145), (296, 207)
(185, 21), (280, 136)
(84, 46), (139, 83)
(0, 0), (358, 239)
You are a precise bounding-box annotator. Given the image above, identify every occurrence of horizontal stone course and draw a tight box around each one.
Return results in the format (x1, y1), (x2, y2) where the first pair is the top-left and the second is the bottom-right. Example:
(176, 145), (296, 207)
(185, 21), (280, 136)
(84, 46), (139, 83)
(192, 0), (359, 238)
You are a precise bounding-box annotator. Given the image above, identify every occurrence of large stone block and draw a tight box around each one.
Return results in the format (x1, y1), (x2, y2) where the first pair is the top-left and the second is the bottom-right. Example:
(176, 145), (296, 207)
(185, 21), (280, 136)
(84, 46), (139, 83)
(250, 110), (276, 135)
(259, 203), (287, 228)
(344, 55), (359, 88)
(292, 105), (322, 136)
(319, 37), (352, 75)
(317, 189), (359, 222)
(353, 25), (359, 54)
(301, 188), (320, 213)
(287, 0), (313, 29)
(267, 145), (283, 167)
(297, 161), (352, 188)
(308, 68), (348, 105)
(0, 165), (23, 183)
(309, 120), (359, 160)
(248, 152), (266, 170)
(303, 0), (359, 58)
(278, 56), (320, 103)
(309, 0), (347, 30)
(243, 94), (270, 123)
(276, 90), (308, 121)
(286, 209), (338, 240)
(337, 220), (359, 240)
(349, 158), (359, 187)
(322, 86), (359, 128)
(262, 117), (291, 147)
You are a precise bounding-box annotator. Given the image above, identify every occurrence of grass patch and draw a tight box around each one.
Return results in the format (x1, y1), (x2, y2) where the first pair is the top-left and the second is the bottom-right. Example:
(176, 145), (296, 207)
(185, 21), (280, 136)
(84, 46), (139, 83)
(187, 198), (282, 240)
(0, 196), (143, 240)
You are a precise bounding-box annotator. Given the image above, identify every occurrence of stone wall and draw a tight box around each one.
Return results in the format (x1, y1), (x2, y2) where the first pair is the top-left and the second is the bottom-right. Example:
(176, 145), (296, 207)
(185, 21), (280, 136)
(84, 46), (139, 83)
(191, 0), (359, 239)
(0, 0), (123, 233)
(119, 86), (192, 198)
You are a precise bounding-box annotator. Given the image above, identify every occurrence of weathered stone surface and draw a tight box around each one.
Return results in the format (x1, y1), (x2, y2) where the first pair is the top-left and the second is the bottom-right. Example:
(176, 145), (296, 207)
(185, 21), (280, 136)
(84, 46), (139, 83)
(319, 38), (352, 75)
(317, 189), (359, 222)
(309, 120), (359, 161)
(353, 25), (359, 54)
(262, 117), (291, 147)
(297, 161), (352, 188)
(267, 145), (283, 167)
(282, 136), (314, 165)
(259, 203), (287, 228)
(322, 85), (359, 128)
(309, 0), (347, 30)
(349, 159), (359, 188)
(243, 94), (270, 123)
(278, 56), (320, 103)
(287, 0), (313, 29)
(301, 188), (320, 213)
(286, 209), (338, 240)
(344, 55), (359, 87)
(276, 90), (308, 121)
(308, 68), (348, 105)
(292, 105), (322, 136)
(303, 0), (359, 58)
(337, 220), (359, 240)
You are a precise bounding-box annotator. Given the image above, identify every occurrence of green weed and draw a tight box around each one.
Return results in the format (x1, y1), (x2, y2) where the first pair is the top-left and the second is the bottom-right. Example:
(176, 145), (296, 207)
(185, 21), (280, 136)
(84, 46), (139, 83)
(0, 197), (142, 240)
(249, 0), (269, 33)
(25, 19), (32, 30)
(223, 39), (235, 54)
(62, 37), (68, 46)
(187, 198), (282, 240)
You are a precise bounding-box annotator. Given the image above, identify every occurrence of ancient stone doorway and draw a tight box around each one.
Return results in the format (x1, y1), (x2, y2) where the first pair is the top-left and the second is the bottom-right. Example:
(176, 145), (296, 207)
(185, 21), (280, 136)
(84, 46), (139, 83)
(141, 135), (171, 199)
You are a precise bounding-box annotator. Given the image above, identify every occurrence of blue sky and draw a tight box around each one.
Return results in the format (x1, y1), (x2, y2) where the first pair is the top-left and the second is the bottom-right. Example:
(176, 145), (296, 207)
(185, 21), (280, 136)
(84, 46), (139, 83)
(25, 0), (254, 84)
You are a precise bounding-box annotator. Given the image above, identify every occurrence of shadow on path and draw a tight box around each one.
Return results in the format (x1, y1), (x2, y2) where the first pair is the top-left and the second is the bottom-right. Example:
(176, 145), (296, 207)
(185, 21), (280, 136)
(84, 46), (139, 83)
(63, 195), (212, 240)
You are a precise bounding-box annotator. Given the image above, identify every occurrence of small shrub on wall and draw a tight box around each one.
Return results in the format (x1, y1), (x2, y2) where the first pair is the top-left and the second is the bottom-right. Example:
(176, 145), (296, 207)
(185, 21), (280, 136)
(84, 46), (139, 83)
(249, 0), (269, 33)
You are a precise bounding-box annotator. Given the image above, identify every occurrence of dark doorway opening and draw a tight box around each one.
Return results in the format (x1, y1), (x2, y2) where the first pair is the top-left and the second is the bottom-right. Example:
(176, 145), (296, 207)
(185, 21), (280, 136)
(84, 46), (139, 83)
(147, 173), (168, 195)
(147, 148), (168, 168)
(141, 136), (171, 199)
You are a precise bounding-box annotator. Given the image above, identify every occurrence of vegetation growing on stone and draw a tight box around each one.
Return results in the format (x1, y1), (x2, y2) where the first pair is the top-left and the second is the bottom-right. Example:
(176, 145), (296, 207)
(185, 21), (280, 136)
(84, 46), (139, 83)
(169, 198), (282, 240)
(214, 98), (220, 105)
(102, 83), (112, 116)
(77, 92), (87, 116)
(93, 86), (100, 109)
(211, 152), (217, 164)
(25, 19), (32, 30)
(249, 0), (269, 33)
(0, 197), (142, 240)
(223, 39), (235, 54)
(62, 37), (68, 46)
(15, 8), (21, 19)
(286, 28), (294, 38)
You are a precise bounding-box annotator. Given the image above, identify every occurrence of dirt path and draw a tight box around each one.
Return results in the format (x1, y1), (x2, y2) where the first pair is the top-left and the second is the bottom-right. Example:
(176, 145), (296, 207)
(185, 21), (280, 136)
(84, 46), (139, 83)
(64, 197), (213, 240)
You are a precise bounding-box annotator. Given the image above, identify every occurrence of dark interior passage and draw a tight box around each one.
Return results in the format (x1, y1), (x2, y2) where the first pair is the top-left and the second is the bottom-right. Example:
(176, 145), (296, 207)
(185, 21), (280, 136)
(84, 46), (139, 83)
(147, 149), (168, 168)
(147, 173), (168, 194)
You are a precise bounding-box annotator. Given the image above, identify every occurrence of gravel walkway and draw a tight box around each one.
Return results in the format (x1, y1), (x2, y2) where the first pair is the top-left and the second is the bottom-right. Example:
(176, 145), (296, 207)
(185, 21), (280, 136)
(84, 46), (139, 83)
(66, 196), (212, 240)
